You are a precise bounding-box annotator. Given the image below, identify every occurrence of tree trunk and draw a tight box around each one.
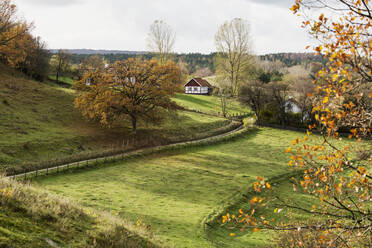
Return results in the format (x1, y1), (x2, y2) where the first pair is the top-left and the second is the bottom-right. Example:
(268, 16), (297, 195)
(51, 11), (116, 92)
(56, 71), (59, 83)
(131, 116), (137, 133)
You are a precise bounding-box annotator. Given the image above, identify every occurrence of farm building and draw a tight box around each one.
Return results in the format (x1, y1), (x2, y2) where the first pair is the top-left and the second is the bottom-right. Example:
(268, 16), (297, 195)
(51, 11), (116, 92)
(184, 78), (213, 95)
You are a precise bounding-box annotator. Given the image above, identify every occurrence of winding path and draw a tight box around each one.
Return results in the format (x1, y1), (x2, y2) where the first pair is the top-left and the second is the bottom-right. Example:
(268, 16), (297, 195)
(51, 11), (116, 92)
(9, 121), (247, 179)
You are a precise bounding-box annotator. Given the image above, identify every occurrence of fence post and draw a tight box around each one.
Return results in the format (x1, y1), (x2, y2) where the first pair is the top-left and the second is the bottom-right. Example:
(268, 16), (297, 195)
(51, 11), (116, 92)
(24, 170), (26, 181)
(57, 165), (59, 173)
(35, 170), (38, 178)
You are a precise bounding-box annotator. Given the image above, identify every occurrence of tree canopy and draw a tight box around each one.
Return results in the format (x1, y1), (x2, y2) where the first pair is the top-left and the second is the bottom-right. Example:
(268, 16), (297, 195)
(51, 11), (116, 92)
(74, 58), (180, 133)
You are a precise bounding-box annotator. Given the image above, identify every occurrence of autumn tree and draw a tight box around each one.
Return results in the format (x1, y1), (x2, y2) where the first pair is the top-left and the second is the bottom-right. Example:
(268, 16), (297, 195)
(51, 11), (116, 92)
(223, 1), (372, 247)
(74, 58), (180, 133)
(214, 18), (253, 96)
(0, 0), (30, 47)
(50, 49), (72, 83)
(147, 20), (176, 64)
(80, 55), (106, 70)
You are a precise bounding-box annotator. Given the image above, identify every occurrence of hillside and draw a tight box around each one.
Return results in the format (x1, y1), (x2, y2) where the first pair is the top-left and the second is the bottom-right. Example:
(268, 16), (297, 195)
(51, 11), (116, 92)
(0, 176), (161, 247)
(0, 64), (234, 174)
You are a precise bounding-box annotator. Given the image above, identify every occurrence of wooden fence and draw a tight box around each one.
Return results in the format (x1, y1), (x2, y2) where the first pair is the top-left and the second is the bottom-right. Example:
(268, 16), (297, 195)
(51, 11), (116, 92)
(12, 123), (251, 182)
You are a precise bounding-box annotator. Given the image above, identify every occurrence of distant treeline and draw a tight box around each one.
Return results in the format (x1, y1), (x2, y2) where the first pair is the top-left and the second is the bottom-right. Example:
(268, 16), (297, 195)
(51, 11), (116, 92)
(259, 52), (327, 68)
(67, 52), (216, 74)
(65, 51), (325, 74)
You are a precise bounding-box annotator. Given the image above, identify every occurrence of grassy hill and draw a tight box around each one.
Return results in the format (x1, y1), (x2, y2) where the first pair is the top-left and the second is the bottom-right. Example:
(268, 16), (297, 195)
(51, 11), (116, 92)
(0, 176), (162, 248)
(34, 127), (348, 247)
(173, 93), (251, 116)
(0, 65), (236, 174)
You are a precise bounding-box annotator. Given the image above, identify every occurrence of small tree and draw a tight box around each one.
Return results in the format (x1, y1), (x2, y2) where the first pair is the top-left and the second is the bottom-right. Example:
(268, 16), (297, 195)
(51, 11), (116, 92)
(147, 20), (176, 64)
(215, 18), (253, 96)
(238, 80), (267, 123)
(50, 49), (72, 83)
(74, 58), (180, 133)
(291, 75), (315, 125)
(267, 81), (291, 126)
(80, 55), (105, 70)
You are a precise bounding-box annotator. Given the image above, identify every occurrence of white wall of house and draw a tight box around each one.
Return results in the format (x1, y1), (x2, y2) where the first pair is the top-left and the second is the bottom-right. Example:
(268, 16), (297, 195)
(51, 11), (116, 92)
(185, 86), (209, 94)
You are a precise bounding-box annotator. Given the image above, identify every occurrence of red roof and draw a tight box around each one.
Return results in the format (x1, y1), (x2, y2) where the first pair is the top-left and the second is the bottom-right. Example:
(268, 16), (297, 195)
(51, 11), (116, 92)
(185, 78), (212, 88)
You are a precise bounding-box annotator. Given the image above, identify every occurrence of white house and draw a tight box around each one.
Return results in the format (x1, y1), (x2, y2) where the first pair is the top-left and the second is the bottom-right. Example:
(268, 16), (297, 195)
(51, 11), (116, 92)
(184, 78), (213, 95)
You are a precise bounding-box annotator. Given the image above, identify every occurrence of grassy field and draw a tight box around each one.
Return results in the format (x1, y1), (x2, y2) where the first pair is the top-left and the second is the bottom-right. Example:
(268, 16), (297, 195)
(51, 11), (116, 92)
(0, 177), (162, 248)
(0, 65), (231, 173)
(47, 75), (75, 86)
(173, 93), (251, 116)
(34, 127), (339, 247)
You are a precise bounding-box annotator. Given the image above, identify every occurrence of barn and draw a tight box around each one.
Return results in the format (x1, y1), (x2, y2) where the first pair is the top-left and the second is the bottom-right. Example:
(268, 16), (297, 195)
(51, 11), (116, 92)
(184, 78), (213, 95)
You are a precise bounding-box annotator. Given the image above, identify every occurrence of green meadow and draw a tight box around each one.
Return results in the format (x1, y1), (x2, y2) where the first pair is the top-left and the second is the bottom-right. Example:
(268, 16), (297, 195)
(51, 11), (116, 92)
(173, 93), (251, 115)
(34, 127), (331, 248)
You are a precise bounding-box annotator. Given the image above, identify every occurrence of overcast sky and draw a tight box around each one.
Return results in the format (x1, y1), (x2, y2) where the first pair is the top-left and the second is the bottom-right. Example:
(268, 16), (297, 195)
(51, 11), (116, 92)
(14, 0), (317, 55)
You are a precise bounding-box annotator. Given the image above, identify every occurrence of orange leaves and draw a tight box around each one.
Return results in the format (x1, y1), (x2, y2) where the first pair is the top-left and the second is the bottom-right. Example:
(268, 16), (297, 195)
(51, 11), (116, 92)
(250, 197), (258, 205)
(315, 45), (323, 53)
(265, 182), (272, 189)
(290, 2), (300, 13)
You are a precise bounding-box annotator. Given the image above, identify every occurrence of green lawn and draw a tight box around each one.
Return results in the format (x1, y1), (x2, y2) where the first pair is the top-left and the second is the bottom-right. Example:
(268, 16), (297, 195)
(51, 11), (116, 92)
(34, 128), (329, 248)
(47, 75), (75, 86)
(173, 93), (251, 116)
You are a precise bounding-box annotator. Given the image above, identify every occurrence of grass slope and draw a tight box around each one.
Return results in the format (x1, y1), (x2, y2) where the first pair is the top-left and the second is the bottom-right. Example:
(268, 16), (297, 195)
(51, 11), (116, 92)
(0, 65), (229, 173)
(34, 128), (330, 248)
(0, 177), (161, 248)
(47, 75), (75, 86)
(173, 93), (251, 116)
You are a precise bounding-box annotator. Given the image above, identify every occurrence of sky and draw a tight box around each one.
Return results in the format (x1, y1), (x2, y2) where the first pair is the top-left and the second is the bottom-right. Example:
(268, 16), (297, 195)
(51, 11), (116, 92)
(14, 0), (318, 55)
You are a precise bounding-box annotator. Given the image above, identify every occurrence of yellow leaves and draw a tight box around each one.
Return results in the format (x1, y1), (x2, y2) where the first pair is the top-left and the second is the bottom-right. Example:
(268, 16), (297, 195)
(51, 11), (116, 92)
(265, 182), (272, 189)
(315, 45), (323, 53)
(288, 160), (294, 166)
(290, 2), (300, 13)
(250, 196), (259, 205)
(222, 214), (230, 224)
(253, 228), (260, 233)
(358, 166), (367, 175)
(285, 147), (292, 153)
(319, 13), (324, 21)
(230, 233), (236, 237)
